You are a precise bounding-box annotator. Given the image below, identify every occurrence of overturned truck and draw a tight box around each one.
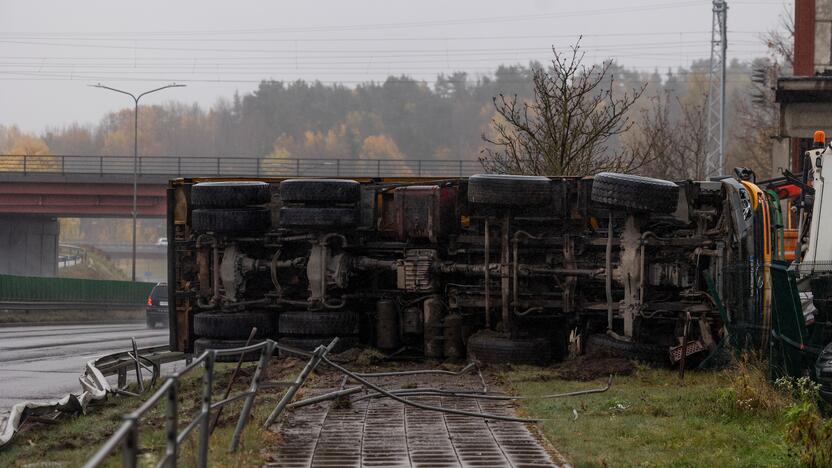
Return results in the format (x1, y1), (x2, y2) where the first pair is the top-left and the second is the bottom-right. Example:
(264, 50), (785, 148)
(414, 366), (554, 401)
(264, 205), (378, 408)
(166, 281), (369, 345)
(166, 172), (758, 366)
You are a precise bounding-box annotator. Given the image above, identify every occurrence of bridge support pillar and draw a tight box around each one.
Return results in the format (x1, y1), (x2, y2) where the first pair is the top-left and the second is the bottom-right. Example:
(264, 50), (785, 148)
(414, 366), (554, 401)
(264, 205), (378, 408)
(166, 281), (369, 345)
(0, 215), (59, 277)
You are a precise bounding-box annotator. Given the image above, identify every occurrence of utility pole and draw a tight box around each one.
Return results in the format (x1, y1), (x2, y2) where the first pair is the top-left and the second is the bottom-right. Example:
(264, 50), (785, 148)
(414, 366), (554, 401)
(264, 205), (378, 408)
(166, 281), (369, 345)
(705, 0), (728, 179)
(90, 83), (186, 281)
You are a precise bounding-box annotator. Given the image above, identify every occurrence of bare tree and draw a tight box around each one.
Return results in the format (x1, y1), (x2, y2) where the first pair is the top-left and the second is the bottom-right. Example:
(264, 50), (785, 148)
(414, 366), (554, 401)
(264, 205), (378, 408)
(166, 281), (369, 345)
(480, 40), (648, 176)
(762, 4), (794, 68)
(728, 6), (793, 176)
(631, 90), (708, 181)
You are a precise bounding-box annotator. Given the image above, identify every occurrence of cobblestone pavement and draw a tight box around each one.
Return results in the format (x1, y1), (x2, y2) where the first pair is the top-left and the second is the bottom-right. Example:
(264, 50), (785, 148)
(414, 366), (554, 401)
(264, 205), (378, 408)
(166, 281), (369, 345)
(265, 368), (564, 468)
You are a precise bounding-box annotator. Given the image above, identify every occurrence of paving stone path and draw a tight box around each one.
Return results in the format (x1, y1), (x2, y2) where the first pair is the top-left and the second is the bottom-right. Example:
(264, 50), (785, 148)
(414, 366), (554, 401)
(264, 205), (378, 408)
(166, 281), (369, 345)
(265, 369), (564, 468)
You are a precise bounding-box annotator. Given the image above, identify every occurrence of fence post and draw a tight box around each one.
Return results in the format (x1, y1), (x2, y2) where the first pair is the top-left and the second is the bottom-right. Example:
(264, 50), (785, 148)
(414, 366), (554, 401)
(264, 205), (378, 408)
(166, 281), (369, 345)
(100, 156), (104, 176)
(198, 352), (214, 467)
(122, 420), (138, 468)
(229, 341), (274, 452)
(256, 157), (261, 177)
(216, 157), (221, 176)
(61, 155), (65, 175)
(118, 367), (127, 388)
(23, 155), (27, 175)
(177, 157), (181, 177)
(165, 380), (179, 466)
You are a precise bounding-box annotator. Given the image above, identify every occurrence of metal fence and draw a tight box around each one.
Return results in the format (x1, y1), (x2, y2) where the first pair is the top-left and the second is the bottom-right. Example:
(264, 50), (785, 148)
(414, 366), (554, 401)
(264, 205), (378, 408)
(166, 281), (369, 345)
(84, 338), (339, 468)
(0, 274), (154, 304)
(0, 154), (484, 178)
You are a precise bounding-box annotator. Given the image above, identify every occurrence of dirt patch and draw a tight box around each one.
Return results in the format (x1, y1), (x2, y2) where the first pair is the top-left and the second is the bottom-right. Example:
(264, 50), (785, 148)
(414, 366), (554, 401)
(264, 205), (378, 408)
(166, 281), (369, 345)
(550, 355), (635, 381)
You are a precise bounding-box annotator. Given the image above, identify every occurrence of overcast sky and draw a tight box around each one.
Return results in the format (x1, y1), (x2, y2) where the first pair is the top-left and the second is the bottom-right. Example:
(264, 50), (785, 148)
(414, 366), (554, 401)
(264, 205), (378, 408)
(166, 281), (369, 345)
(0, 0), (788, 133)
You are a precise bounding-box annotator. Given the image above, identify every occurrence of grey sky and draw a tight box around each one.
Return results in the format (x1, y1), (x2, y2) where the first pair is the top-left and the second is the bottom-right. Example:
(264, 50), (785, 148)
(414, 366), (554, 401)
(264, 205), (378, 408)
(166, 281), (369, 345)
(0, 0), (788, 133)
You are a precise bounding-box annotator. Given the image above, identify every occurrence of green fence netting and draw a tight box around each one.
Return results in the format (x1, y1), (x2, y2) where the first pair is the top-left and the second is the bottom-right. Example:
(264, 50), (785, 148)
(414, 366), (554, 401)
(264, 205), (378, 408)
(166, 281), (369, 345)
(0, 274), (155, 304)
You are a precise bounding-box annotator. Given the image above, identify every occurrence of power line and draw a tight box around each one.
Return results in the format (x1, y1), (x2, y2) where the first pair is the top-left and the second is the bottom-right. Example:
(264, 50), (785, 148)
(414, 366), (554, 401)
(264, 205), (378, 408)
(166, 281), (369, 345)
(0, 1), (709, 37)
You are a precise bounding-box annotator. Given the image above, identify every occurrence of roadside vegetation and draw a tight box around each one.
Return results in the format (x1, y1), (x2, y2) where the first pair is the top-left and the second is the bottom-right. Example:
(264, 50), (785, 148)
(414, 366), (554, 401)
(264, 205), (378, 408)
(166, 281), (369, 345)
(0, 360), (306, 467)
(502, 355), (830, 467)
(3, 352), (829, 467)
(58, 246), (128, 281)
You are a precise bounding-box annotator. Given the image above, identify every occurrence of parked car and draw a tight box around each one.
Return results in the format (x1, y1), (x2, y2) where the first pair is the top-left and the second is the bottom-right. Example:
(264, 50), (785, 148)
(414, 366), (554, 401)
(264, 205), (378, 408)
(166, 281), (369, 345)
(145, 282), (169, 329)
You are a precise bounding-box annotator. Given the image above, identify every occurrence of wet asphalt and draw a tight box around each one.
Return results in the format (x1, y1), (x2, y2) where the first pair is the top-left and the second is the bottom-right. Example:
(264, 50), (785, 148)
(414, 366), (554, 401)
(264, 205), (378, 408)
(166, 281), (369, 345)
(0, 323), (169, 412)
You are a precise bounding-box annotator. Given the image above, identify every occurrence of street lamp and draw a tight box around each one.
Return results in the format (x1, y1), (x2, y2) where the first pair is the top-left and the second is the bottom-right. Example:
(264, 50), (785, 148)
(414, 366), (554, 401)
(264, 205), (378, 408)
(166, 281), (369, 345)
(90, 83), (186, 282)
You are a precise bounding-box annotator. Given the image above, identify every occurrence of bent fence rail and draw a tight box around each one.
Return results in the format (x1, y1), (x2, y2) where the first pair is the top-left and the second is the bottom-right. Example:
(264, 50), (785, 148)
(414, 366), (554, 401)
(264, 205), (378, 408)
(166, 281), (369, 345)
(84, 338), (336, 468)
(0, 154), (484, 178)
(0, 274), (154, 305)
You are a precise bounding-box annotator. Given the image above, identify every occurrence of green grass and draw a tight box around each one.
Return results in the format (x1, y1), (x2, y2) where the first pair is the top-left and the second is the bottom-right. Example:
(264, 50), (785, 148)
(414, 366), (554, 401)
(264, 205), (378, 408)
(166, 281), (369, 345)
(0, 361), (297, 467)
(501, 365), (797, 468)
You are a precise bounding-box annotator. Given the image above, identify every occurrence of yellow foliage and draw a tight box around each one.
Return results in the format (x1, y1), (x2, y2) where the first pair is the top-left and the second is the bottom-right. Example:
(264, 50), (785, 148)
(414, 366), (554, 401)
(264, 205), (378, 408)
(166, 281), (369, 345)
(0, 126), (56, 171)
(59, 219), (82, 241)
(360, 135), (404, 159)
(269, 134), (297, 158)
(433, 145), (453, 160)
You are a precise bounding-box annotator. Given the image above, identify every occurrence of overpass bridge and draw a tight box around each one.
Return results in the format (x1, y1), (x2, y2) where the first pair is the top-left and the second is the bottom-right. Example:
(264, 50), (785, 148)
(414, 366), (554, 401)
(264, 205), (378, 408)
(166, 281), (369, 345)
(0, 154), (482, 276)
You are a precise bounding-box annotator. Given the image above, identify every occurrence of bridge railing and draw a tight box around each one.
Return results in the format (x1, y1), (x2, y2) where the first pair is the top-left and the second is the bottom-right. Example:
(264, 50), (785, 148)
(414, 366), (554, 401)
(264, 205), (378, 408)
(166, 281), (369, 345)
(0, 154), (485, 178)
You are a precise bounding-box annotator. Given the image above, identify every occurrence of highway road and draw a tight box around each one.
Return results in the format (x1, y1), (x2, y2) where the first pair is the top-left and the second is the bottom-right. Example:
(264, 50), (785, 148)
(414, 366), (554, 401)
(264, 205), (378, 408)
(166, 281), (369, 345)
(0, 323), (169, 412)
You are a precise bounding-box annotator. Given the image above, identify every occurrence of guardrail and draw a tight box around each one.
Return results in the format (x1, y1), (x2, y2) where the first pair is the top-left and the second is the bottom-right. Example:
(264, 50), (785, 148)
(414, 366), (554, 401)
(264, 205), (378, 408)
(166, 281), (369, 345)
(0, 343), (185, 448)
(84, 337), (339, 468)
(0, 154), (484, 178)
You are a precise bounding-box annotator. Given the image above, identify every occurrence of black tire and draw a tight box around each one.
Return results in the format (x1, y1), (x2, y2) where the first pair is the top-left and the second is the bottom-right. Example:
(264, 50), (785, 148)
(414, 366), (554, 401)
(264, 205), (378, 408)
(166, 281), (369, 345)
(467, 331), (553, 365)
(816, 343), (832, 396)
(810, 276), (832, 319)
(191, 181), (271, 209)
(279, 207), (358, 229)
(194, 311), (275, 339)
(278, 310), (359, 336)
(467, 174), (552, 207)
(193, 337), (267, 363)
(280, 179), (360, 204)
(591, 172), (679, 214)
(191, 207), (270, 233)
(277, 336), (359, 358)
(584, 334), (669, 365)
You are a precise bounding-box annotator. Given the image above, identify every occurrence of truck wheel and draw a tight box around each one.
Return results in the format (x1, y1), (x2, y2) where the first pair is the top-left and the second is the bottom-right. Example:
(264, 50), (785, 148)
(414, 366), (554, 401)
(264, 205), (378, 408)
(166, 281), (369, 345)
(191, 207), (271, 233)
(280, 179), (360, 204)
(816, 343), (832, 403)
(591, 172), (679, 214)
(810, 275), (832, 319)
(279, 207), (358, 228)
(194, 311), (275, 339)
(467, 174), (552, 207)
(584, 334), (669, 365)
(277, 336), (359, 358)
(466, 331), (553, 365)
(278, 310), (359, 336)
(191, 181), (272, 209)
(193, 337), (268, 362)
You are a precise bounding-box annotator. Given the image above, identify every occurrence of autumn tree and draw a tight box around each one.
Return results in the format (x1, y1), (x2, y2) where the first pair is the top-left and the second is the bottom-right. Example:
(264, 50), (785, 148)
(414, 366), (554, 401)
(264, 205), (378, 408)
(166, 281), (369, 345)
(480, 40), (648, 176)
(360, 134), (405, 159)
(0, 125), (55, 171)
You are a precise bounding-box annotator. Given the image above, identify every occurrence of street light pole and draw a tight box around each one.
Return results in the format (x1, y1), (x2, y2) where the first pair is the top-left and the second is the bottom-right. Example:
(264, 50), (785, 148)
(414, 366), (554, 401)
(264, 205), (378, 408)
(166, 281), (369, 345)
(90, 83), (186, 282)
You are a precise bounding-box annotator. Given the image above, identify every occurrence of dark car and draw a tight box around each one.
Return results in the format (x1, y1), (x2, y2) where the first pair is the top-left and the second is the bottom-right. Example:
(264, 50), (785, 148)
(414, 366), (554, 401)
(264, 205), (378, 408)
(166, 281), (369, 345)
(145, 283), (169, 329)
